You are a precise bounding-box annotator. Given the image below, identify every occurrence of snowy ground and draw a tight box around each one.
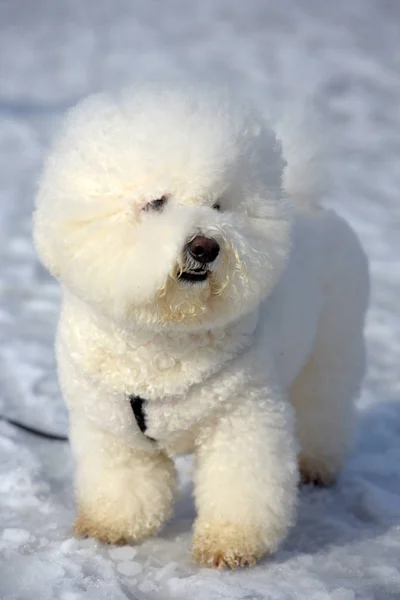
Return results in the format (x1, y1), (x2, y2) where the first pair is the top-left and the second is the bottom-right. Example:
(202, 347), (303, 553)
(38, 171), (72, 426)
(1, 1), (400, 598)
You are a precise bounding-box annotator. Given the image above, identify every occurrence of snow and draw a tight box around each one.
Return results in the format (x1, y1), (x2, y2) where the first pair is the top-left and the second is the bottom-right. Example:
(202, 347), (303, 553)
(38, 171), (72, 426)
(109, 547), (138, 562)
(0, 0), (399, 598)
(116, 561), (143, 577)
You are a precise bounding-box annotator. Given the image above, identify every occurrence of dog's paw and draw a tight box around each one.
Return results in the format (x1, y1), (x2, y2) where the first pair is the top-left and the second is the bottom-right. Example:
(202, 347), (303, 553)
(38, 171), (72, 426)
(192, 520), (267, 569)
(299, 455), (337, 487)
(73, 503), (165, 546)
(73, 512), (129, 545)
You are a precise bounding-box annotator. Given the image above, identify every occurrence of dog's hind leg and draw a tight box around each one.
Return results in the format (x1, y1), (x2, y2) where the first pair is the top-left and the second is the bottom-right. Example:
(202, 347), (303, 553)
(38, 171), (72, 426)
(289, 217), (369, 486)
(290, 334), (365, 486)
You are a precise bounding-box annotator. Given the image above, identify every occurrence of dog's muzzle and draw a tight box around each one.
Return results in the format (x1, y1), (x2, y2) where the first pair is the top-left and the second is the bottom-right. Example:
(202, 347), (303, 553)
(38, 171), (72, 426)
(179, 235), (220, 282)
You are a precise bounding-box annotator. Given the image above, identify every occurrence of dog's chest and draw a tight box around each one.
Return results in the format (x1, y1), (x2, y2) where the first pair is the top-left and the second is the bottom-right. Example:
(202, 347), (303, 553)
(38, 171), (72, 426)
(128, 392), (203, 453)
(101, 334), (231, 399)
(71, 312), (257, 399)
(61, 304), (258, 451)
(120, 342), (230, 444)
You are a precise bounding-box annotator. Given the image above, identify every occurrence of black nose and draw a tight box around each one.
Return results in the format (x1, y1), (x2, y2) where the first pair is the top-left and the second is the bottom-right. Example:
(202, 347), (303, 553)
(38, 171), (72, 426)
(187, 235), (220, 263)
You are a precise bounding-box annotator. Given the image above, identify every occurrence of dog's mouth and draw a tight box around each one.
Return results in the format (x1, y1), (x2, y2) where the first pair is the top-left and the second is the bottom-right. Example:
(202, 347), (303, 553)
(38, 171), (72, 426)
(178, 268), (209, 283)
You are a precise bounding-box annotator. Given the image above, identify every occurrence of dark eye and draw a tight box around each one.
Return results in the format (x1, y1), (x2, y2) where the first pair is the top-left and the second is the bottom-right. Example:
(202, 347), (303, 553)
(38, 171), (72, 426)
(212, 202), (221, 211)
(144, 195), (168, 212)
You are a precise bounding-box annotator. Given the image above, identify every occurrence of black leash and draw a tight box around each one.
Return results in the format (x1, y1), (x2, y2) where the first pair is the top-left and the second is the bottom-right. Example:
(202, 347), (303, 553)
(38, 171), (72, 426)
(0, 415), (68, 441)
(0, 396), (153, 443)
(129, 395), (155, 442)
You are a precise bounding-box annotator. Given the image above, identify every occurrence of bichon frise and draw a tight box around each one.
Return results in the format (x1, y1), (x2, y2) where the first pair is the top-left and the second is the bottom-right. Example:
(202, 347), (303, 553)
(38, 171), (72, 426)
(33, 84), (369, 569)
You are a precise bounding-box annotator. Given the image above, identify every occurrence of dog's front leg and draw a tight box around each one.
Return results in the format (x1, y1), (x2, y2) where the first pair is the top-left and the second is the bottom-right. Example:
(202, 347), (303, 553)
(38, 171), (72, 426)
(192, 391), (298, 568)
(70, 414), (177, 545)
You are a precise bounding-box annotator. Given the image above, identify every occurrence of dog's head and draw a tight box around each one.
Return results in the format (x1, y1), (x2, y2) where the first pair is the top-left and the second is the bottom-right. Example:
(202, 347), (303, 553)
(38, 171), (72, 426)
(34, 85), (292, 331)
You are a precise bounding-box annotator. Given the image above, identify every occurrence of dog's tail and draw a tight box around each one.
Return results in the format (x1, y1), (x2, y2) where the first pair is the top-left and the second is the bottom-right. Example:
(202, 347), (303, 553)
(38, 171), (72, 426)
(273, 109), (328, 211)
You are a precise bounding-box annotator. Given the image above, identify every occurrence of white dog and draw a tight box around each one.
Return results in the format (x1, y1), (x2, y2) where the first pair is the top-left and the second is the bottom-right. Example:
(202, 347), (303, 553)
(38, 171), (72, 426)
(33, 84), (369, 569)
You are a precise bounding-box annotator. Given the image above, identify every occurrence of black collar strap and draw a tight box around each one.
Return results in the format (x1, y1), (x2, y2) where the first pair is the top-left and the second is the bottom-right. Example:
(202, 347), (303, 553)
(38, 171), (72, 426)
(129, 395), (155, 442)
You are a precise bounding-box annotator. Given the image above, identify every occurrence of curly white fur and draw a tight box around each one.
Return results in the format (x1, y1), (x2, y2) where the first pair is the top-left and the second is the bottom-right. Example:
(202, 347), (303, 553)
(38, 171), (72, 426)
(33, 83), (369, 569)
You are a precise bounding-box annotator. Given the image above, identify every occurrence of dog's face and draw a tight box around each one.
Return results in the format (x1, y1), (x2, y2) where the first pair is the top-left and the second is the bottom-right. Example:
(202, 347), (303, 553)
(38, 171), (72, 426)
(34, 86), (292, 331)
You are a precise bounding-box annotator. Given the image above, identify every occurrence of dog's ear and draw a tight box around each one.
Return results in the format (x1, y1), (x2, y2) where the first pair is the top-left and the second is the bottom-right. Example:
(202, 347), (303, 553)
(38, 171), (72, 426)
(273, 110), (327, 211)
(32, 93), (118, 283)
